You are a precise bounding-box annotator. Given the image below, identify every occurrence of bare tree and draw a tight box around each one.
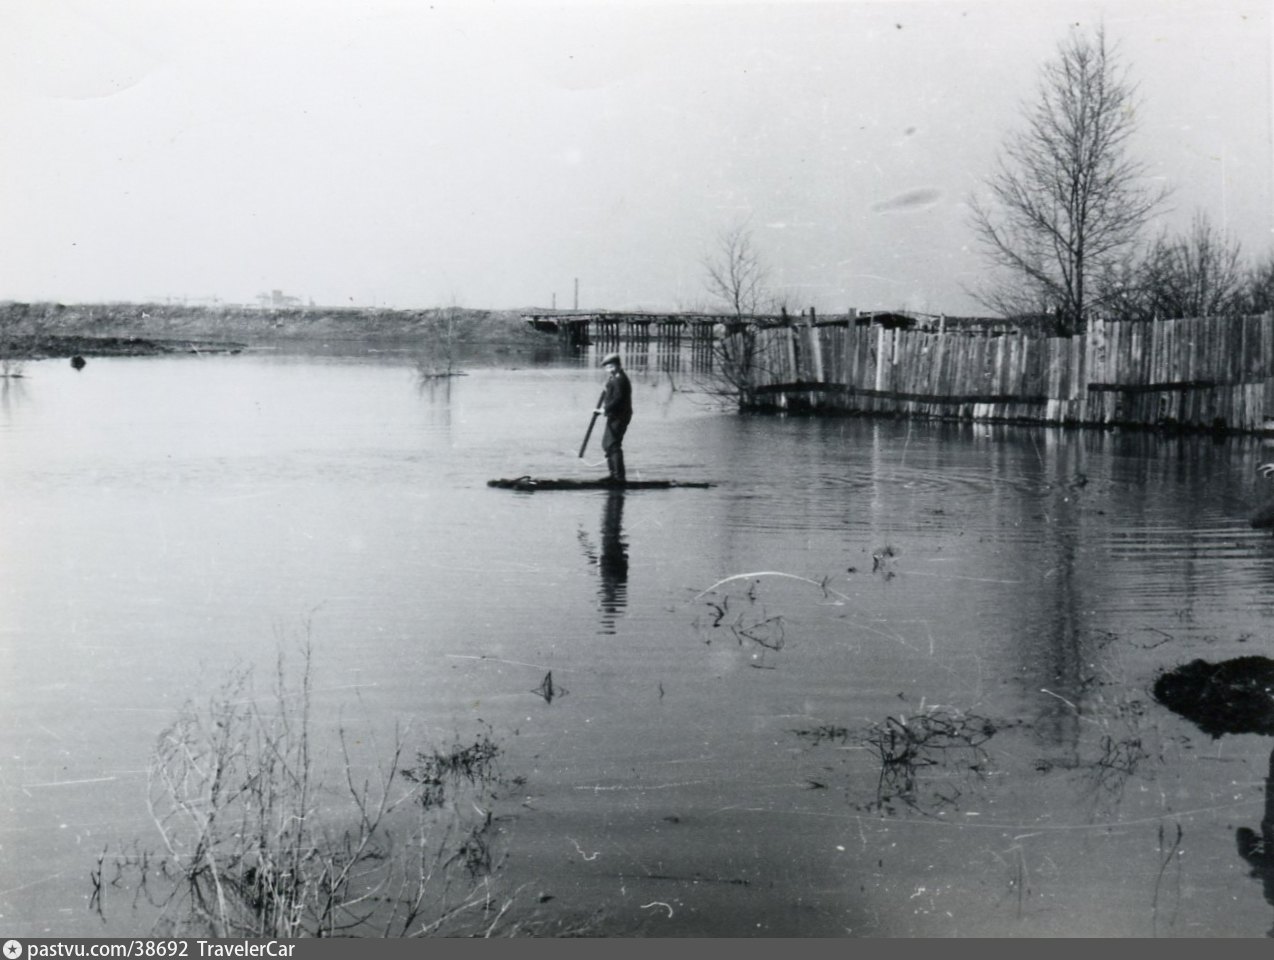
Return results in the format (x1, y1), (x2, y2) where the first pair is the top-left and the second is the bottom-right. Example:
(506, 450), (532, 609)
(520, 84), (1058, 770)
(692, 226), (768, 406)
(969, 26), (1168, 335)
(697, 225), (773, 406)
(702, 224), (767, 319)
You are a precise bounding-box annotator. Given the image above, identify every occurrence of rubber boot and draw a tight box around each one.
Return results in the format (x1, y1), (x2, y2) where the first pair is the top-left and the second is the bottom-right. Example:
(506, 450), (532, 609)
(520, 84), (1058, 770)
(612, 449), (626, 483)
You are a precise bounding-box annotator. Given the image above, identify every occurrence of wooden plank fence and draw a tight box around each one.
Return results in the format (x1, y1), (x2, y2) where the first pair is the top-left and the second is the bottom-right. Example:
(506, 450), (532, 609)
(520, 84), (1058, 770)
(735, 313), (1274, 432)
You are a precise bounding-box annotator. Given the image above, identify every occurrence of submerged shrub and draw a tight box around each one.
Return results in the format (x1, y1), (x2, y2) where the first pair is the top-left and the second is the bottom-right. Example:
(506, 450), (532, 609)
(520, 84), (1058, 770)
(95, 640), (518, 938)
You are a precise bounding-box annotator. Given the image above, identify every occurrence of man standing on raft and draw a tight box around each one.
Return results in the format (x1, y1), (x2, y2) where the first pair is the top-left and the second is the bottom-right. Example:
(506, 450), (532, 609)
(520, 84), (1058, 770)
(596, 352), (632, 484)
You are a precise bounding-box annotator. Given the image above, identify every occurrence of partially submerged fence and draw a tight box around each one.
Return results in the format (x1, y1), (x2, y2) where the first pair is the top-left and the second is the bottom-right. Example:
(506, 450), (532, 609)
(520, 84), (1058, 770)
(728, 313), (1274, 433)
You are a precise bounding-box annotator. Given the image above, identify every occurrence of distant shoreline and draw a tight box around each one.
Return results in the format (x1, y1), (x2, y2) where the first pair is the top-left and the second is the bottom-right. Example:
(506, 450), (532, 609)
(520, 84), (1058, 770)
(0, 301), (553, 357)
(1, 333), (245, 360)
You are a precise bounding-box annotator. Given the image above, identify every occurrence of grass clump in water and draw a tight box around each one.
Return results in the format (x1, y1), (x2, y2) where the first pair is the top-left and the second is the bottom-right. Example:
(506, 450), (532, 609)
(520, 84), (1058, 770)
(94, 636), (521, 938)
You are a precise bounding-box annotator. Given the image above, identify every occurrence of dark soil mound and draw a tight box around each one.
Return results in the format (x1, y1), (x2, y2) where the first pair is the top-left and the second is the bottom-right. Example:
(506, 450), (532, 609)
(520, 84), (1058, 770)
(1153, 656), (1274, 738)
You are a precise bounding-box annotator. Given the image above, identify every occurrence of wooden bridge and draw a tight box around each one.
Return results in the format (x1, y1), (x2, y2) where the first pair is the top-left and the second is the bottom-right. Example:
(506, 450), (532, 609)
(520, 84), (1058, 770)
(524, 310), (720, 352)
(523, 310), (725, 372)
(521, 308), (950, 351)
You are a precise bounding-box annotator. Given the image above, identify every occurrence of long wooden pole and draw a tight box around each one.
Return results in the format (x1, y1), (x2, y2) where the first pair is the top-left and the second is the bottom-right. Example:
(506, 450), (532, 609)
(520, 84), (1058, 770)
(578, 388), (607, 458)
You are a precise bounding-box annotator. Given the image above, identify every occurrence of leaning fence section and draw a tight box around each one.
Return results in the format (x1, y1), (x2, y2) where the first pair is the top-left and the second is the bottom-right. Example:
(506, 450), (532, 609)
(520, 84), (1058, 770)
(737, 313), (1274, 432)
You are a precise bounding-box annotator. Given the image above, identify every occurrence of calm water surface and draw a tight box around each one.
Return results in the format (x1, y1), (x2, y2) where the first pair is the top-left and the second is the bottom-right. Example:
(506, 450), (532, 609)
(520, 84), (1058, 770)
(4, 346), (1274, 937)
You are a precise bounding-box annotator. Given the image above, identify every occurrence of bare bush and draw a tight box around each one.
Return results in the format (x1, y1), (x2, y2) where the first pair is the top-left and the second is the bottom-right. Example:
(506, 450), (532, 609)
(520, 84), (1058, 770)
(1136, 213), (1245, 319)
(1245, 252), (1274, 315)
(95, 639), (517, 938)
(0, 303), (47, 377)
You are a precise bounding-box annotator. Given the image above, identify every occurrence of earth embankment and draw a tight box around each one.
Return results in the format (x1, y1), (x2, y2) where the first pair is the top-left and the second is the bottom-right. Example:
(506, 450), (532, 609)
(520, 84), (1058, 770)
(0, 301), (550, 358)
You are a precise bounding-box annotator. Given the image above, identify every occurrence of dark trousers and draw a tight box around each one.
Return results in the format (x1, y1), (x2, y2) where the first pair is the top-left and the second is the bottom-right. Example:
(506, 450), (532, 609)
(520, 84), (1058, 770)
(602, 416), (630, 480)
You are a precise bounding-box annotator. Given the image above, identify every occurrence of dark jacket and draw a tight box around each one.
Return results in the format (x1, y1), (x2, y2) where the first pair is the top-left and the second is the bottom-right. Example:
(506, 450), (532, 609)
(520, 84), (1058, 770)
(602, 370), (632, 423)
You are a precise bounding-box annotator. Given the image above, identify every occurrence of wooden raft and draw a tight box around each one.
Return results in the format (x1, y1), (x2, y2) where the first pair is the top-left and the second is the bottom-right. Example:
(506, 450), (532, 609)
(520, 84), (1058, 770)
(488, 476), (714, 492)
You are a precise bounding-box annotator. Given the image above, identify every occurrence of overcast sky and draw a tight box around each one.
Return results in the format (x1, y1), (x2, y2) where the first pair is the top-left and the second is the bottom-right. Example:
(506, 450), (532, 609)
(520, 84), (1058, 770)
(1, 0), (1270, 315)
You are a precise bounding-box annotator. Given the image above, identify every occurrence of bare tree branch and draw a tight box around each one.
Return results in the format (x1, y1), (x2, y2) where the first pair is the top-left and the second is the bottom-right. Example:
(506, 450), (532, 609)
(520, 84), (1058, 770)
(702, 224), (768, 319)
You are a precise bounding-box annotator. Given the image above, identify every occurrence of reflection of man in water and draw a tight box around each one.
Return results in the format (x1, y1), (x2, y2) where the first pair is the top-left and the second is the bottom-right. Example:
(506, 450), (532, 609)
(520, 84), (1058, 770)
(597, 489), (629, 633)
(1237, 745), (1274, 937)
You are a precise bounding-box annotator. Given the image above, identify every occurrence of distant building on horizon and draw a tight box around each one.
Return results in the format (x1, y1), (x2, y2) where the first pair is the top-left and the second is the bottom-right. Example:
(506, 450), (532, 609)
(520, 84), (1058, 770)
(258, 289), (303, 309)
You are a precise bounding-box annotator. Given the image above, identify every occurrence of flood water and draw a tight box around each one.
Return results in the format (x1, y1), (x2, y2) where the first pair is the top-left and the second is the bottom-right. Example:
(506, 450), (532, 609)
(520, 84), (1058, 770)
(5, 344), (1274, 937)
